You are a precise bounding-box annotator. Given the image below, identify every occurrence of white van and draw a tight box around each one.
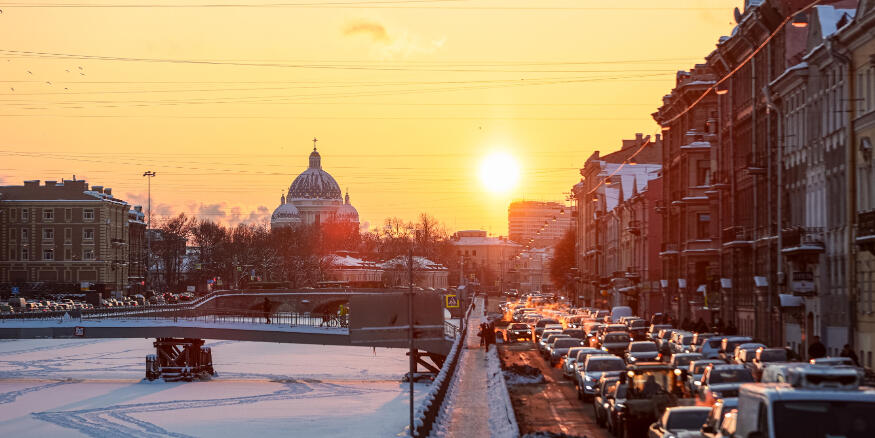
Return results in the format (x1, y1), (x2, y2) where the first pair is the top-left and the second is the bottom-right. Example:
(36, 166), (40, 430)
(610, 306), (633, 323)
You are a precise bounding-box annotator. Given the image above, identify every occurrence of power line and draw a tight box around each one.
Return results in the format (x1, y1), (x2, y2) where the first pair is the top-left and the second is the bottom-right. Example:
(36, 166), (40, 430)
(0, 1), (739, 10)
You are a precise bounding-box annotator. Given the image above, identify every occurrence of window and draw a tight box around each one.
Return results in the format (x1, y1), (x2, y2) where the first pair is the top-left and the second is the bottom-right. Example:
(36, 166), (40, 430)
(83, 209), (94, 221)
(21, 248), (28, 260)
(696, 160), (711, 186)
(43, 249), (54, 260)
(43, 228), (54, 240)
(83, 228), (94, 240)
(43, 208), (54, 221)
(64, 228), (72, 242)
(697, 213), (710, 239)
(473, 250), (477, 256)
(64, 248), (71, 261)
(11, 208), (17, 222)
(22, 209), (29, 221)
(21, 229), (28, 241)
(83, 249), (95, 260)
(65, 208), (72, 222)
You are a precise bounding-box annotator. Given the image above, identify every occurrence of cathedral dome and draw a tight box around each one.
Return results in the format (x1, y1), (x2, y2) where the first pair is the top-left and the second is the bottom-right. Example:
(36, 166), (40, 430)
(270, 195), (302, 226)
(335, 192), (359, 223)
(287, 147), (342, 201)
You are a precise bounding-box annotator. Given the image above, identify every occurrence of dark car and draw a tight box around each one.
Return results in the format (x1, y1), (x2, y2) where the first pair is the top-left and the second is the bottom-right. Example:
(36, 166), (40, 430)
(593, 375), (621, 428)
(506, 323), (532, 343)
(647, 406), (711, 438)
(549, 337), (586, 366)
(626, 341), (660, 364)
(600, 331), (631, 356)
(698, 364), (754, 404)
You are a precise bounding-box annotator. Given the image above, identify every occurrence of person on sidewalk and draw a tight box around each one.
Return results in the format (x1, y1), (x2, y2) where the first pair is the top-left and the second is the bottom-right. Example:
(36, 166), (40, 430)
(478, 323), (486, 347)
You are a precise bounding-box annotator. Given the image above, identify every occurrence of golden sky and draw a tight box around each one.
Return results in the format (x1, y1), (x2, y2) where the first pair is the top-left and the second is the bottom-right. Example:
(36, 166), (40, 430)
(0, 0), (741, 235)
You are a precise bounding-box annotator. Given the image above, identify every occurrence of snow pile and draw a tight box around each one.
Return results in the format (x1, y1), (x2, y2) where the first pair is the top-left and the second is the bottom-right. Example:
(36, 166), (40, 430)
(486, 345), (520, 438)
(502, 364), (545, 385)
(412, 303), (472, 436)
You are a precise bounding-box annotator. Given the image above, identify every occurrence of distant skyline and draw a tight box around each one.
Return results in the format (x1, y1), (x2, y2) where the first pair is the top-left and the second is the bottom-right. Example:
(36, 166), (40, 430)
(0, 0), (742, 234)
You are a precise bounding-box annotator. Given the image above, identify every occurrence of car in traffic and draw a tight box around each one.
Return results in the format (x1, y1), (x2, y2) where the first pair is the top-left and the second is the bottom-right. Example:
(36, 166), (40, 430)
(669, 330), (695, 354)
(809, 356), (856, 366)
(698, 364), (755, 404)
(600, 331), (631, 356)
(625, 341), (660, 364)
(593, 375), (620, 428)
(686, 359), (726, 394)
(505, 323), (532, 343)
(549, 337), (586, 366)
(668, 352), (703, 371)
(718, 336), (753, 362)
(647, 406), (711, 438)
(577, 355), (626, 400)
(562, 346), (592, 378)
(699, 397), (738, 438)
(537, 331), (565, 354)
(533, 318), (561, 341)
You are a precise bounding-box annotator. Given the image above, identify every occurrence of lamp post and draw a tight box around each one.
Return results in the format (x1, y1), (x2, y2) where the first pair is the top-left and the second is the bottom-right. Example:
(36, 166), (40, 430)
(143, 171), (156, 291)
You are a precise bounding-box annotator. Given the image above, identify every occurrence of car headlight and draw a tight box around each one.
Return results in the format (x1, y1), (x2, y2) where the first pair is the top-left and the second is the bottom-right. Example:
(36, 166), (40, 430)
(603, 402), (610, 409)
(694, 380), (701, 386)
(710, 391), (722, 398)
(585, 375), (594, 381)
(628, 356), (636, 362)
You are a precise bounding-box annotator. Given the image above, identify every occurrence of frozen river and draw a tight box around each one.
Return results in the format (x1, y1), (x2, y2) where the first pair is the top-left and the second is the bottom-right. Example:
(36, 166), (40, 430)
(0, 338), (427, 437)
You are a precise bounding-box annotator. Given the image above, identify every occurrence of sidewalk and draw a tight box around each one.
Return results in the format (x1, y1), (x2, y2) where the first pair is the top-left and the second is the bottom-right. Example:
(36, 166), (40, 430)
(444, 300), (491, 437)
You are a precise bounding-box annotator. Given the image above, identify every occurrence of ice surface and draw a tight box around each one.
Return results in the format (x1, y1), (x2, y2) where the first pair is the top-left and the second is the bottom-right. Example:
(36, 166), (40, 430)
(0, 338), (427, 437)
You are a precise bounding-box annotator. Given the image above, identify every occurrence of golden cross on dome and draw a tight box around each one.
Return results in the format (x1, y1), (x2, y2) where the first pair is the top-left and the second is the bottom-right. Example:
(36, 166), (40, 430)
(312, 137), (318, 151)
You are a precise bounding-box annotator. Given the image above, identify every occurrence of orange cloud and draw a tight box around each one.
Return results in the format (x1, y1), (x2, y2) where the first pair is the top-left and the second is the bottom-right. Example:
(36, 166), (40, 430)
(342, 19), (391, 43)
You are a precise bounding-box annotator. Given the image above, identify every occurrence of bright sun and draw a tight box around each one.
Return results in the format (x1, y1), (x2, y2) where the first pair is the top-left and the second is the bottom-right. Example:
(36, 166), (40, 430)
(479, 152), (521, 194)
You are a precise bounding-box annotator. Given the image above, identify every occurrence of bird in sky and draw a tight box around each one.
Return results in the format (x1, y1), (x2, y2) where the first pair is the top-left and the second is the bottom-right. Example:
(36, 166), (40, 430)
(26, 70), (32, 74)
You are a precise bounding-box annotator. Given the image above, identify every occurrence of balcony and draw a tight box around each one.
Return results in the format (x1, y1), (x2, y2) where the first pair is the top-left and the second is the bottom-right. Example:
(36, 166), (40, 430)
(625, 220), (641, 235)
(722, 226), (753, 248)
(659, 243), (679, 257)
(781, 227), (825, 259)
(857, 210), (875, 254)
(683, 239), (719, 255)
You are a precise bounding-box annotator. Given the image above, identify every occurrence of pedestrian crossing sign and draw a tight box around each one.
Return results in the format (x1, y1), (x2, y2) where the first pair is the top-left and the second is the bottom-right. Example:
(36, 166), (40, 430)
(446, 295), (459, 308)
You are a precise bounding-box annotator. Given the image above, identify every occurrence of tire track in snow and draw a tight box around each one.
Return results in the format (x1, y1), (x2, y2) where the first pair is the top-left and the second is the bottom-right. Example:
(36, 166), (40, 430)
(0, 379), (81, 404)
(32, 380), (389, 437)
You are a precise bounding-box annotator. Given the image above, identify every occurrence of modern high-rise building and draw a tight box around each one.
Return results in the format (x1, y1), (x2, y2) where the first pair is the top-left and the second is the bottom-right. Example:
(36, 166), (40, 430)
(507, 201), (573, 249)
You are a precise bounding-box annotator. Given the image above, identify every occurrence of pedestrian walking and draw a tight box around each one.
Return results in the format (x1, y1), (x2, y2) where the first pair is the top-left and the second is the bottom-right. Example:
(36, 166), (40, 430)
(840, 344), (860, 366)
(262, 297), (272, 324)
(808, 336), (827, 359)
(478, 323), (486, 347)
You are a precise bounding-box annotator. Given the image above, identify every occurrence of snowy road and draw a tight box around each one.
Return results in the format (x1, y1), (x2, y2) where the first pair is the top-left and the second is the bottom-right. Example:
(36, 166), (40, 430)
(0, 339), (427, 437)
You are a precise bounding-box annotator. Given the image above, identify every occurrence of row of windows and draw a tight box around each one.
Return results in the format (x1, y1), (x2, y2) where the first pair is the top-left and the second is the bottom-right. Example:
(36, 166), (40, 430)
(11, 228), (95, 241)
(7, 208), (95, 222)
(11, 248), (95, 261)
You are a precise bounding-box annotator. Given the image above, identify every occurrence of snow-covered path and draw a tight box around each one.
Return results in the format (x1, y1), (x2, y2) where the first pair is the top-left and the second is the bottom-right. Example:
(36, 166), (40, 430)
(0, 339), (427, 437)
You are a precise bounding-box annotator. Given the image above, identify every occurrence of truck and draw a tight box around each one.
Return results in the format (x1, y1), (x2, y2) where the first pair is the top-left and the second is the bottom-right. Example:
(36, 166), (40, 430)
(614, 363), (694, 438)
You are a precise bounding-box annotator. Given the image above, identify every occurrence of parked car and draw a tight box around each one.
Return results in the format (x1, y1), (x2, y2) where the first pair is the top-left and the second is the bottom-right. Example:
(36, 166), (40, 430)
(625, 341), (660, 364)
(647, 406), (711, 438)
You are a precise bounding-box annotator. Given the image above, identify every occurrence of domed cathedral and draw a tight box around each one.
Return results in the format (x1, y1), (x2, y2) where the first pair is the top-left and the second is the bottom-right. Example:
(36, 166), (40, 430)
(271, 140), (360, 229)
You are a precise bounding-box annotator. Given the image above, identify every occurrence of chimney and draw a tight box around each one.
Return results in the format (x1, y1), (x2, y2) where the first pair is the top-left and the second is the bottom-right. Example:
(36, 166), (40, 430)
(656, 134), (661, 142)
(23, 180), (40, 188)
(635, 133), (643, 144)
(92, 185), (103, 193)
(44, 181), (57, 187)
(134, 205), (143, 213)
(104, 187), (112, 196)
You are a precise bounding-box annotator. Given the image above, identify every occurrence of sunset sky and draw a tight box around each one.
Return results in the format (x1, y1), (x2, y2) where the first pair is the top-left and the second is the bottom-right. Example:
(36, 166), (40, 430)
(0, 0), (742, 235)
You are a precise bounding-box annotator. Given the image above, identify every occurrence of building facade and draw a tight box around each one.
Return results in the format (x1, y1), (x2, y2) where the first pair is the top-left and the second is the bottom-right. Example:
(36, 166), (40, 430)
(507, 201), (573, 248)
(0, 179), (140, 297)
(450, 230), (522, 293)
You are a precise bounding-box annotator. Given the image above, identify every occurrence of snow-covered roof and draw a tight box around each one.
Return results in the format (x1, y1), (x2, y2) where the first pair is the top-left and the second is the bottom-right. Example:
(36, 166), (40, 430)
(452, 236), (521, 247)
(381, 256), (448, 271)
(325, 254), (381, 269)
(816, 6), (856, 38)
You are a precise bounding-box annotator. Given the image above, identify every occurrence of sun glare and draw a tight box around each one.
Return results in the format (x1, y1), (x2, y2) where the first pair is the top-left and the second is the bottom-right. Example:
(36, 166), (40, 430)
(479, 152), (521, 194)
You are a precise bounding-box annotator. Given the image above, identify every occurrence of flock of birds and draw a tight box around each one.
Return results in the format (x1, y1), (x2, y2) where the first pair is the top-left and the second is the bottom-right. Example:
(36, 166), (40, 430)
(10, 66), (85, 92)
